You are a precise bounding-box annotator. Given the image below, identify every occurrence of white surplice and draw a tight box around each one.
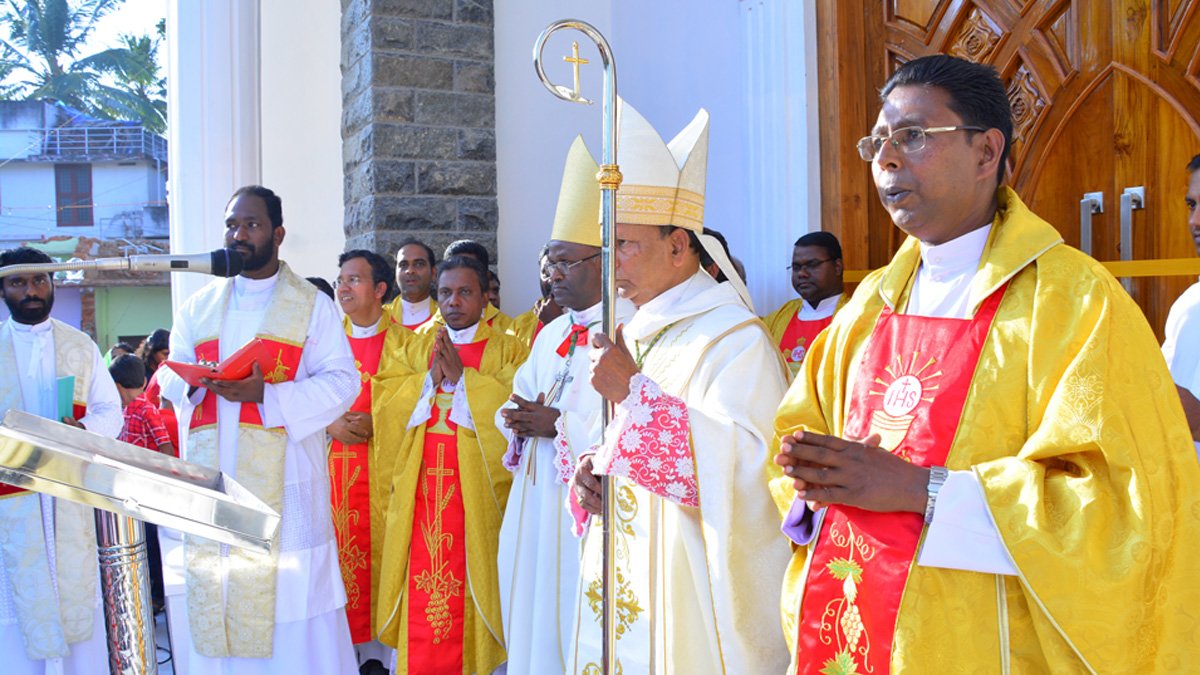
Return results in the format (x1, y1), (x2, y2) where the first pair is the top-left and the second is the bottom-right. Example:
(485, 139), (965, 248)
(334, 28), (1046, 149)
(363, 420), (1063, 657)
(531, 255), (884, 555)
(495, 299), (632, 674)
(0, 317), (121, 675)
(570, 272), (792, 674)
(157, 271), (360, 675)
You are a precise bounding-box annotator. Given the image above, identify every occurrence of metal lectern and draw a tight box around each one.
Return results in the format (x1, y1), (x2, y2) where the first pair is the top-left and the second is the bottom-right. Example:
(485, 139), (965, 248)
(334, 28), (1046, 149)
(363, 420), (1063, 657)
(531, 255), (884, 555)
(0, 409), (280, 675)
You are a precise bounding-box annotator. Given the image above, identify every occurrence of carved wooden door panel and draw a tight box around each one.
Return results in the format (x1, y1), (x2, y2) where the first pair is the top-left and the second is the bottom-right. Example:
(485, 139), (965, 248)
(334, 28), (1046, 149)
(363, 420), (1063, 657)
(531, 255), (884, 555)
(817, 0), (1200, 337)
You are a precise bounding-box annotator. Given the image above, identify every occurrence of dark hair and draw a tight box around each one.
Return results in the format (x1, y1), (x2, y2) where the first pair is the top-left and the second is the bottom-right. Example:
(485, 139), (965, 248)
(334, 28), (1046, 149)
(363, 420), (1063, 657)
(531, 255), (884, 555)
(110, 342), (136, 355)
(699, 227), (732, 282)
(881, 55), (1013, 184)
(437, 255), (489, 294)
(444, 240), (490, 268)
(307, 276), (335, 300)
(109, 354), (146, 389)
(794, 231), (843, 261)
(229, 185), (283, 228)
(1188, 154), (1200, 173)
(397, 238), (436, 266)
(339, 249), (394, 296)
(0, 246), (53, 268)
(139, 329), (170, 357)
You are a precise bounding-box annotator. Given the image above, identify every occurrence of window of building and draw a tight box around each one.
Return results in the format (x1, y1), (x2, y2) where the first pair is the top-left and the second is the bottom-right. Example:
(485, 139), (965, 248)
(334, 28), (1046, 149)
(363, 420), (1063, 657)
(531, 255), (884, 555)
(55, 163), (93, 227)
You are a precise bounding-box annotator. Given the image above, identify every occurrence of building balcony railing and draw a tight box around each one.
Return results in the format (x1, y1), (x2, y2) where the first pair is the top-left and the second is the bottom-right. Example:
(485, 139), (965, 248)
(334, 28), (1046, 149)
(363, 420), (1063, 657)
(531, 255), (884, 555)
(36, 126), (167, 162)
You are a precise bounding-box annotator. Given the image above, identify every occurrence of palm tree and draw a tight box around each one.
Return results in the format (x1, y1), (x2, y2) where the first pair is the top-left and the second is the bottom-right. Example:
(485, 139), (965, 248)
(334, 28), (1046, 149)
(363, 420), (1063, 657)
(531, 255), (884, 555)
(0, 0), (167, 133)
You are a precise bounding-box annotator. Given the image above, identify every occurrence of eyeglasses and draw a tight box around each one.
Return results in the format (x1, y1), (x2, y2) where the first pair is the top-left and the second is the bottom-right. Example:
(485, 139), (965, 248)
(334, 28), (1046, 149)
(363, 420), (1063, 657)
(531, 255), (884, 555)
(333, 275), (367, 289)
(546, 253), (601, 275)
(856, 125), (986, 161)
(788, 259), (832, 274)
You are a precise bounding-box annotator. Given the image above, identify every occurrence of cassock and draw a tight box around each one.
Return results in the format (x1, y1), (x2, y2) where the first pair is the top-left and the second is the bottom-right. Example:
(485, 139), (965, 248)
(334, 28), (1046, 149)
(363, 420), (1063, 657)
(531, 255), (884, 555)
(157, 262), (360, 674)
(330, 307), (409, 665)
(1161, 280), (1200, 456)
(0, 318), (121, 674)
(570, 271), (793, 674)
(495, 299), (632, 674)
(372, 320), (527, 674)
(763, 294), (845, 379)
(773, 188), (1200, 673)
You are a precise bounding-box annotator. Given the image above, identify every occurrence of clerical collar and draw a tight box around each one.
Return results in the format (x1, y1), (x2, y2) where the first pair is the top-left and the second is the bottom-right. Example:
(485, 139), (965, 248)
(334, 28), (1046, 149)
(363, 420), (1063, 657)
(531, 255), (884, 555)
(447, 321), (479, 344)
(568, 301), (602, 327)
(350, 316), (381, 338)
(799, 293), (841, 319)
(401, 296), (431, 323)
(917, 224), (992, 283)
(7, 317), (51, 334)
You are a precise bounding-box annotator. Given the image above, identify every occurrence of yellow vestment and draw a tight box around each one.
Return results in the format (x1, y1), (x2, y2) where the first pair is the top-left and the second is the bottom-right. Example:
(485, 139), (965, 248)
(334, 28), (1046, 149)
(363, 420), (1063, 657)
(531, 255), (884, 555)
(372, 321), (527, 674)
(773, 188), (1200, 672)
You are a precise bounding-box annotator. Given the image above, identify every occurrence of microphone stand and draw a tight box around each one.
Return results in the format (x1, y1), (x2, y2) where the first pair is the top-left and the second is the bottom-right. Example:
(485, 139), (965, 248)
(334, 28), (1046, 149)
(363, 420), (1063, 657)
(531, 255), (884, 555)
(0, 258), (147, 279)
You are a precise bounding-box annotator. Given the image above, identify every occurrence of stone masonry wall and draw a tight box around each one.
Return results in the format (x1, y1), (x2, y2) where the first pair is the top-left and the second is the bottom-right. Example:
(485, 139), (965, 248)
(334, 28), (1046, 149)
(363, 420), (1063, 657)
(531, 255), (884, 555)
(341, 0), (498, 263)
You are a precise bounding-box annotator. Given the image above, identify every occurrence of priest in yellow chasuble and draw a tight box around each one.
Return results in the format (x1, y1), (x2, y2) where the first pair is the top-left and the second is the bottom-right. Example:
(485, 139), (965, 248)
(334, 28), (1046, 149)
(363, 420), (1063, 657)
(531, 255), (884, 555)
(772, 55), (1200, 674)
(373, 255), (528, 674)
(330, 249), (410, 671)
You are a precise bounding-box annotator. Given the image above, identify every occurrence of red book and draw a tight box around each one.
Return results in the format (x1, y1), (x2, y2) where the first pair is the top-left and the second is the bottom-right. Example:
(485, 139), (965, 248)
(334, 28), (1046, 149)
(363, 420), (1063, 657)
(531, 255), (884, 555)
(161, 338), (272, 388)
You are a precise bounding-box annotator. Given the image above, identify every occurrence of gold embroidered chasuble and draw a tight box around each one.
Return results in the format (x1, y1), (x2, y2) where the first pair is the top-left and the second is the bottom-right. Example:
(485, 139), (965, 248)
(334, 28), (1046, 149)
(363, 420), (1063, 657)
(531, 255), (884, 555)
(183, 262), (315, 658)
(372, 320), (526, 674)
(0, 320), (100, 659)
(772, 188), (1200, 672)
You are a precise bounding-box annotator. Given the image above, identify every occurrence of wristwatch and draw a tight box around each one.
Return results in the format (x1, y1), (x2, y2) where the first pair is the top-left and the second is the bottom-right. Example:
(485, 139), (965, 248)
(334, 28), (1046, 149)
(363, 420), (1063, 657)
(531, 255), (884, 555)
(924, 466), (949, 525)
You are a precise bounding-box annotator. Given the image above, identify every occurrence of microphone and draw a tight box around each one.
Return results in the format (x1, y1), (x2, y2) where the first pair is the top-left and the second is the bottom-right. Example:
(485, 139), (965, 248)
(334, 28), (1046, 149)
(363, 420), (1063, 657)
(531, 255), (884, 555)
(126, 249), (244, 277)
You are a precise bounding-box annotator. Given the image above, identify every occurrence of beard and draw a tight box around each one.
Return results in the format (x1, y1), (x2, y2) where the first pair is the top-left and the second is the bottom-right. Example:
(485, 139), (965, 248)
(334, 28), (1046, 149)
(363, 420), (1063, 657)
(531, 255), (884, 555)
(5, 290), (53, 324)
(230, 243), (273, 273)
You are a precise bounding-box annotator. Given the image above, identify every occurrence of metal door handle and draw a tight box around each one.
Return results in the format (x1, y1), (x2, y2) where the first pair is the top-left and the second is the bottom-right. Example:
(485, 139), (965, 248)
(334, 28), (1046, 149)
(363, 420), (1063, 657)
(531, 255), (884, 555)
(1080, 192), (1103, 256)
(1119, 186), (1145, 293)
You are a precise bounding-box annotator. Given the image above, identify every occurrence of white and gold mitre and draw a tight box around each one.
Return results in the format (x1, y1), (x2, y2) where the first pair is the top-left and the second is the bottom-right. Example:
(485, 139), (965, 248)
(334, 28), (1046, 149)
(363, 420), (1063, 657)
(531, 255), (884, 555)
(615, 98), (709, 232)
(550, 135), (601, 247)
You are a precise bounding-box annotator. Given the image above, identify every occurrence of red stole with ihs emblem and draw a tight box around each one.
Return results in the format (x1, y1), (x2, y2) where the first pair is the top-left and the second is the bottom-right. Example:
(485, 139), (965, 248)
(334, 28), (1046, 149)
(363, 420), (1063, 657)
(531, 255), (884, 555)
(408, 338), (487, 674)
(330, 328), (387, 644)
(795, 284), (1007, 675)
(780, 314), (834, 370)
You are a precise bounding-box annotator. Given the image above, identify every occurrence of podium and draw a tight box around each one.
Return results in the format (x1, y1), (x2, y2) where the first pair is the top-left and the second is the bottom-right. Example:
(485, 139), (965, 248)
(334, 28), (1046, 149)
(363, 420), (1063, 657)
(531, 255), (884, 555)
(0, 409), (280, 675)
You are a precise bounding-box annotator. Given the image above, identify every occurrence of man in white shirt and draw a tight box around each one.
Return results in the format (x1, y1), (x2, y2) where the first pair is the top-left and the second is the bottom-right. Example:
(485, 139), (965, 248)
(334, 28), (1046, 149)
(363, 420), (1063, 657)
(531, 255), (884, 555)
(773, 54), (1200, 673)
(1160, 153), (1200, 452)
(156, 185), (360, 674)
(0, 246), (122, 674)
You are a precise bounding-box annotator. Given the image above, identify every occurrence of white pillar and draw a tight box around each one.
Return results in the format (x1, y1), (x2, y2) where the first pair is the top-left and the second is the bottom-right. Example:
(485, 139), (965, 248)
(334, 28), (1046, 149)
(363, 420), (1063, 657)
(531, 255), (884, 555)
(166, 0), (261, 310)
(740, 0), (821, 314)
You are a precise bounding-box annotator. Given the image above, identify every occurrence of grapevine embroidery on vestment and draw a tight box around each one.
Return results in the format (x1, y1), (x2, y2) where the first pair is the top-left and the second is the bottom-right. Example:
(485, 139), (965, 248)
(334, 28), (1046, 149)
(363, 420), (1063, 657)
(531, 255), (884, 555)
(817, 521), (876, 675)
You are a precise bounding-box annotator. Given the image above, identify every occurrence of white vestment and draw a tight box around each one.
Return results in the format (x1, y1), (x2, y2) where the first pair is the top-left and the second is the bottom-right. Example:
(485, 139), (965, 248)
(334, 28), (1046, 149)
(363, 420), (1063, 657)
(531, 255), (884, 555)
(0, 318), (121, 675)
(570, 272), (792, 674)
(495, 300), (631, 674)
(157, 271), (360, 674)
(1162, 280), (1200, 457)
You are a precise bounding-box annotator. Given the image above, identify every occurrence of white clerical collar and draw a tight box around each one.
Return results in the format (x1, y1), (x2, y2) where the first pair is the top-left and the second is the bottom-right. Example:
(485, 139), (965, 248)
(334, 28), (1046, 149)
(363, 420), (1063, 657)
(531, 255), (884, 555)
(447, 321), (479, 344)
(798, 293), (842, 319)
(349, 316), (382, 338)
(401, 296), (432, 323)
(917, 224), (992, 282)
(8, 317), (51, 335)
(233, 271), (279, 295)
(569, 301), (602, 327)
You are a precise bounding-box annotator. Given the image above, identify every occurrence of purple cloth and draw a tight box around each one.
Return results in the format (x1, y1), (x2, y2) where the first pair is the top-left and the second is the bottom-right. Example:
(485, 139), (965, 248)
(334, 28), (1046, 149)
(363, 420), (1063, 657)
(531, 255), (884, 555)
(781, 497), (823, 545)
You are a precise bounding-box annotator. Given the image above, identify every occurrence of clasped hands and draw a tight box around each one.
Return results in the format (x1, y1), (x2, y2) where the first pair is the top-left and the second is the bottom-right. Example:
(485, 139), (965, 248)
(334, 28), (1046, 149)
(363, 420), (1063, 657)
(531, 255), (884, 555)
(774, 430), (929, 514)
(429, 327), (465, 387)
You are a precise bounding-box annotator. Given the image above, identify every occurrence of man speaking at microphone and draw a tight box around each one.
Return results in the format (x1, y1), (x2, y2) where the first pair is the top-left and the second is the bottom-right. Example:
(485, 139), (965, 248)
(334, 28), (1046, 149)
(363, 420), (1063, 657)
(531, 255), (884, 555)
(156, 185), (361, 673)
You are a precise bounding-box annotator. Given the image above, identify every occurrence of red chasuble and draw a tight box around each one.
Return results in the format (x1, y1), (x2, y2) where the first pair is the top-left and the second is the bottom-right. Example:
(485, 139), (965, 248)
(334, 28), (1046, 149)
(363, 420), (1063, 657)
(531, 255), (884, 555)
(408, 338), (487, 674)
(330, 328), (387, 643)
(796, 285), (1006, 675)
(779, 314), (834, 369)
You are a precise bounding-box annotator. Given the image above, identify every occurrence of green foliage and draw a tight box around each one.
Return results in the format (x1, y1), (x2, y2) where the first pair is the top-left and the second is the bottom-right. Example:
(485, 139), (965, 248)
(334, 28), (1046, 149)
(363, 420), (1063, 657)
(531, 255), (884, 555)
(0, 0), (166, 133)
